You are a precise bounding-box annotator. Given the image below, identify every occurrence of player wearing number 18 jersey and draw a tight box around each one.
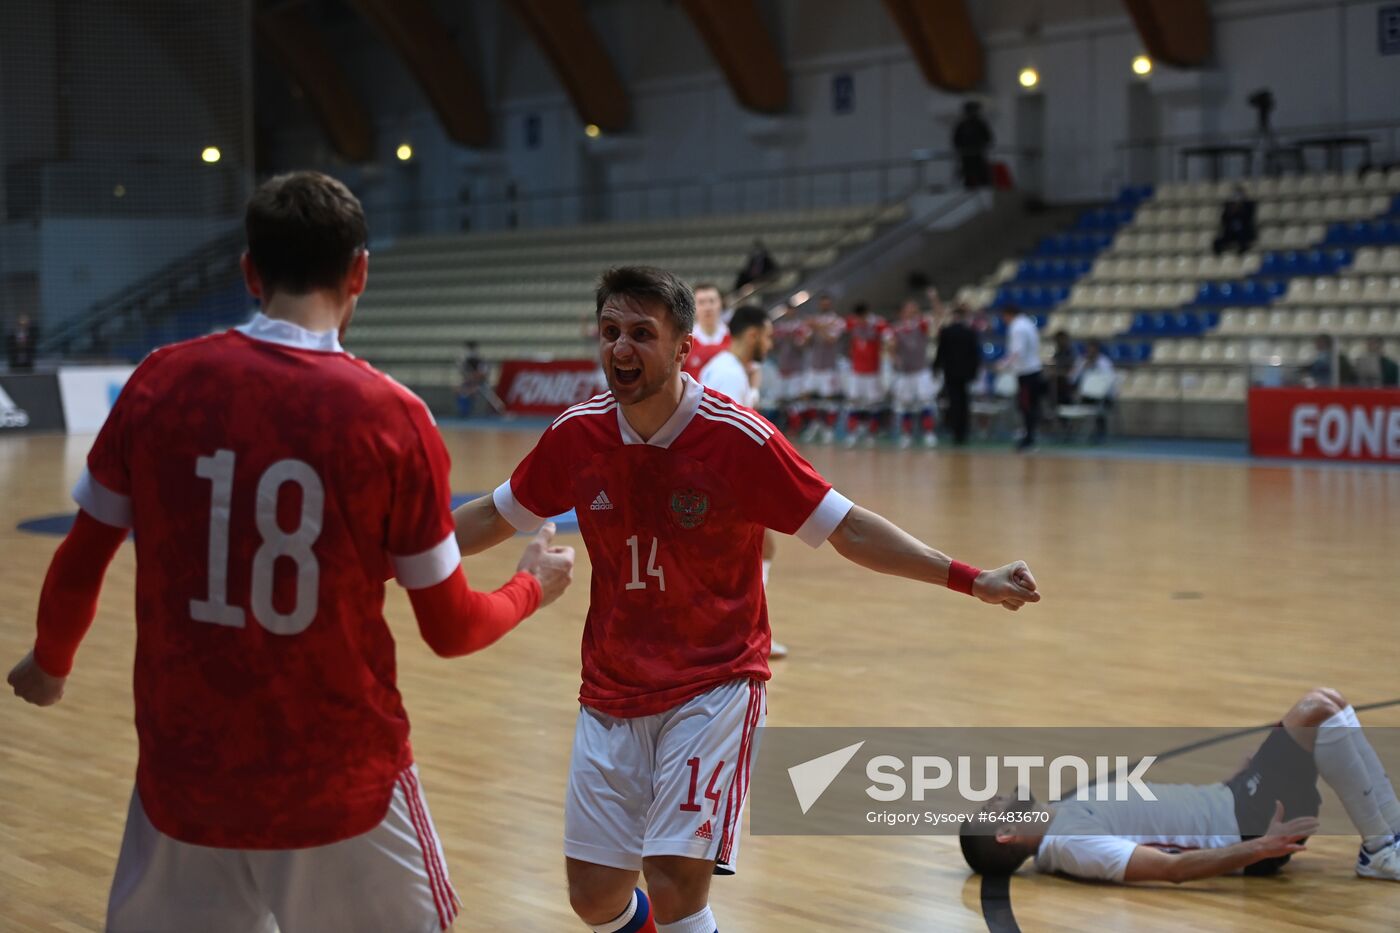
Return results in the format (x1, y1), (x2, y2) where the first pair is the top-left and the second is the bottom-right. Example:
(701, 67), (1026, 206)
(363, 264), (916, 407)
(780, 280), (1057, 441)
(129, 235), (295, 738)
(6, 172), (575, 933)
(453, 266), (1042, 933)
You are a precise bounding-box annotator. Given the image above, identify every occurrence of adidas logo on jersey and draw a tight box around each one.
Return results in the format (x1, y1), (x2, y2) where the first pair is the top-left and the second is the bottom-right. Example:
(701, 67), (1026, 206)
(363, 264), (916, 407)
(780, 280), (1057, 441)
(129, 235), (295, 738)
(693, 820), (713, 841)
(590, 490), (613, 511)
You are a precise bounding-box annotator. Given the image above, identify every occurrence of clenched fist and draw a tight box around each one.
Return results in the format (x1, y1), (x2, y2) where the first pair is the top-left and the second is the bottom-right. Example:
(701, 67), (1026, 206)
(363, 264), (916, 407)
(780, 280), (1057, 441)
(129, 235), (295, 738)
(972, 561), (1040, 612)
(7, 650), (66, 707)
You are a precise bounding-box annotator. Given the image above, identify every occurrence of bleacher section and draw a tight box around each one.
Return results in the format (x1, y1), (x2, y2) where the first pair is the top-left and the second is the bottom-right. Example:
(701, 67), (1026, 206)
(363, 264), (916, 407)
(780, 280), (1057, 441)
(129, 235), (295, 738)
(347, 204), (905, 390)
(955, 169), (1400, 423)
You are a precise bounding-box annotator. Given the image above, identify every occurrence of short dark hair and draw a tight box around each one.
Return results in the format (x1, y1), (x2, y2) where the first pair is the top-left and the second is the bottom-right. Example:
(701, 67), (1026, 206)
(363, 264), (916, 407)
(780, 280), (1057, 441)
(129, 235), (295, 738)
(245, 172), (367, 296)
(693, 282), (722, 298)
(596, 266), (695, 335)
(959, 821), (1033, 876)
(999, 304), (1021, 317)
(727, 305), (768, 341)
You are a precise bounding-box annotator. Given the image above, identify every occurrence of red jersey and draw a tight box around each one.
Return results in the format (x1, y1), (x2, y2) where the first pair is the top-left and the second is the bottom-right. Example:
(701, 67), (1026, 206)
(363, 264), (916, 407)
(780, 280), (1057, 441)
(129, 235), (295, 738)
(493, 375), (851, 717)
(890, 317), (931, 374)
(73, 314), (462, 849)
(771, 315), (811, 376)
(847, 314), (888, 375)
(681, 325), (731, 379)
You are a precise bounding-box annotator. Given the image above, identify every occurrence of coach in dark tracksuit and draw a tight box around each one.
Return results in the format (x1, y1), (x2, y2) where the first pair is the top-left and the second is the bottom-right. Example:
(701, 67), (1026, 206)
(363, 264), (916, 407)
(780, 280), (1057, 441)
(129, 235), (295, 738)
(934, 304), (981, 445)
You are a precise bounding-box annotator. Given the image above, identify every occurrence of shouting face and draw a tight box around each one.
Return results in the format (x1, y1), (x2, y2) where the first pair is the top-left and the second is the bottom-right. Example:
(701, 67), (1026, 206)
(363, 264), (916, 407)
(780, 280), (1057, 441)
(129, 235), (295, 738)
(597, 294), (690, 406)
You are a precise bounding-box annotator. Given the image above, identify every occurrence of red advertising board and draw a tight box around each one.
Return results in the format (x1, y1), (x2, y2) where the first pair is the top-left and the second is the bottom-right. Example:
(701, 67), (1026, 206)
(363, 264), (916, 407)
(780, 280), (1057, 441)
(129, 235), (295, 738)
(1248, 388), (1400, 462)
(496, 359), (606, 415)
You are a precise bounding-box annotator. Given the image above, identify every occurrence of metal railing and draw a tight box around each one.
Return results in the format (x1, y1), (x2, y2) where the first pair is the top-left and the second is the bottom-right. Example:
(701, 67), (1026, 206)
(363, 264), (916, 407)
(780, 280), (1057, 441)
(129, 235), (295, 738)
(1115, 118), (1400, 187)
(41, 225), (245, 358)
(366, 150), (1031, 241)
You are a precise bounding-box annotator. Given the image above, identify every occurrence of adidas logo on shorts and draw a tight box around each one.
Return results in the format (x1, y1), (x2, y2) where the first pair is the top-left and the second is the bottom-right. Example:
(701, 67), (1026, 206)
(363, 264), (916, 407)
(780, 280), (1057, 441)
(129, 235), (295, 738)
(590, 490), (613, 511)
(694, 820), (713, 841)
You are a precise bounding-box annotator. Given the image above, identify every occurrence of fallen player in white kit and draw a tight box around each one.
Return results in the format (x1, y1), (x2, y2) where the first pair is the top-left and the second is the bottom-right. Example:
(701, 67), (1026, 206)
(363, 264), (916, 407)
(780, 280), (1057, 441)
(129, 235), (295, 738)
(962, 687), (1400, 883)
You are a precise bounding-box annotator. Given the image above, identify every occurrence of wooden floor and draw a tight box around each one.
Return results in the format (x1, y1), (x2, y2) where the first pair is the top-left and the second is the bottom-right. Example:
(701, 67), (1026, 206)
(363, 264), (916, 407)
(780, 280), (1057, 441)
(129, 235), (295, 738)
(2, 428), (1399, 931)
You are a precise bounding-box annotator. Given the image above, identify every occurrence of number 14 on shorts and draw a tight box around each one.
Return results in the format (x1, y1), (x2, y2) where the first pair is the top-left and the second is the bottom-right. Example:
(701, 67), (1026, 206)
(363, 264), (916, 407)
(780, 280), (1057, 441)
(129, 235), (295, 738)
(680, 757), (726, 814)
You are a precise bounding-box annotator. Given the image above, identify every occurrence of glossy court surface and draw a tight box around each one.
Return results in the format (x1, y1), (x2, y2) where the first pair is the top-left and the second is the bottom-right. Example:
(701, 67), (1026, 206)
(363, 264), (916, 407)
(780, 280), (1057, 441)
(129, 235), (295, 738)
(2, 427), (1398, 931)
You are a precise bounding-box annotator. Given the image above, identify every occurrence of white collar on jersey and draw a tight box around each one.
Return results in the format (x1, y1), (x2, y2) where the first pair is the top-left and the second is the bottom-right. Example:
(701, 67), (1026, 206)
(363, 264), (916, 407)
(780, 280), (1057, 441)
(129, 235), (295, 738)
(237, 312), (344, 353)
(617, 372), (703, 448)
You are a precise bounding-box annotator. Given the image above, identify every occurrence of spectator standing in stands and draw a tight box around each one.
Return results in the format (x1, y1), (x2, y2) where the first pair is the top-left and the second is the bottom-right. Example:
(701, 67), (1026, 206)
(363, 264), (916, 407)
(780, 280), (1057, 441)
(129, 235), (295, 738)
(7, 314), (38, 372)
(1070, 339), (1116, 443)
(1303, 334), (1357, 387)
(1213, 185), (1257, 255)
(1354, 337), (1399, 388)
(1000, 305), (1043, 451)
(734, 239), (778, 291)
(952, 101), (993, 190)
(933, 302), (981, 445)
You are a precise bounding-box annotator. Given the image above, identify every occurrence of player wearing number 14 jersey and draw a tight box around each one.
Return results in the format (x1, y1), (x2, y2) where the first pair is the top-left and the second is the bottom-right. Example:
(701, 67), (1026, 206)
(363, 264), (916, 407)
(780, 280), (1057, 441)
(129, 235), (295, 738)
(452, 266), (1042, 933)
(6, 172), (575, 933)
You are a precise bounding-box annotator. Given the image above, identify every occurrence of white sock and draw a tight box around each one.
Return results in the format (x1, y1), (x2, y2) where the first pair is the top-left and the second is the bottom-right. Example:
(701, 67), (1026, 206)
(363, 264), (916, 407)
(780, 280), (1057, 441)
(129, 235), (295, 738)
(657, 906), (716, 933)
(1315, 708), (1394, 851)
(1339, 706), (1400, 835)
(592, 889), (639, 933)
(761, 559), (772, 588)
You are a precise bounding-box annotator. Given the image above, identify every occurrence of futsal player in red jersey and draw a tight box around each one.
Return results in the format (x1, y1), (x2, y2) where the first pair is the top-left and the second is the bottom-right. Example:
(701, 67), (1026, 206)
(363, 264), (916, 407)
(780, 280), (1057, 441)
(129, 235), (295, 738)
(451, 266), (1040, 933)
(6, 172), (575, 933)
(679, 282), (730, 379)
(844, 302), (889, 447)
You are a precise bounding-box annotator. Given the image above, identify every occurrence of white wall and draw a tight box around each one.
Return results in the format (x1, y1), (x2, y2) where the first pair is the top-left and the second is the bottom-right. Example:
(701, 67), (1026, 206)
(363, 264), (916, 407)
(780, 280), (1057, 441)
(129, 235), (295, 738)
(261, 0), (1400, 222)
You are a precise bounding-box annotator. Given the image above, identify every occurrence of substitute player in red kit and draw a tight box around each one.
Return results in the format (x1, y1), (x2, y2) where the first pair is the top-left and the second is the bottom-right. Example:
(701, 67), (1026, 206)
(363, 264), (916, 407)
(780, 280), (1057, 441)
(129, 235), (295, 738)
(6, 172), (574, 933)
(888, 296), (940, 449)
(451, 266), (1040, 933)
(680, 282), (729, 379)
(844, 302), (888, 447)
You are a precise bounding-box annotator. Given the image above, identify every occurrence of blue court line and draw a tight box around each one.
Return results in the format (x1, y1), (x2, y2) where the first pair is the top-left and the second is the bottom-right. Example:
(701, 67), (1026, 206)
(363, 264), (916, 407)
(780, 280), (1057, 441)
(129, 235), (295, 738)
(16, 494), (579, 538)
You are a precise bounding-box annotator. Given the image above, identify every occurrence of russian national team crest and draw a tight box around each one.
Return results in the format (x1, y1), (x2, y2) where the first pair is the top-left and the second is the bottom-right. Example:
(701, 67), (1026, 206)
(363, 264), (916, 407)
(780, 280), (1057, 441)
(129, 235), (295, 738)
(670, 489), (709, 529)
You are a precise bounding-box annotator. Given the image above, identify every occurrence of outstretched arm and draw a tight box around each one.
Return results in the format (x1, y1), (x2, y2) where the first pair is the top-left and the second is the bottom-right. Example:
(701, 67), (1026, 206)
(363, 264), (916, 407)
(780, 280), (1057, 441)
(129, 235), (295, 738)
(8, 510), (128, 706)
(826, 505), (1040, 611)
(1123, 802), (1316, 883)
(409, 523), (573, 657)
(454, 493), (518, 556)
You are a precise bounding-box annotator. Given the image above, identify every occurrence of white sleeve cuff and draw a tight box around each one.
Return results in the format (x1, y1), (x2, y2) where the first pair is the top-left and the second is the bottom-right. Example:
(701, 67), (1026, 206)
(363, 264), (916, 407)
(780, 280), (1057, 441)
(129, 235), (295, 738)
(73, 470), (132, 529)
(795, 488), (854, 548)
(391, 532), (462, 590)
(492, 480), (546, 533)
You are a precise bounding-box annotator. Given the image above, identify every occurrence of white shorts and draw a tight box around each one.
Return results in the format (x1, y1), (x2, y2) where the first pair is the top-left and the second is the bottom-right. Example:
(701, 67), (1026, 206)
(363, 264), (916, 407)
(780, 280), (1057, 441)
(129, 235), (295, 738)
(847, 373), (885, 407)
(892, 371), (938, 410)
(770, 372), (807, 404)
(106, 767), (457, 933)
(564, 679), (766, 875)
(805, 369), (842, 399)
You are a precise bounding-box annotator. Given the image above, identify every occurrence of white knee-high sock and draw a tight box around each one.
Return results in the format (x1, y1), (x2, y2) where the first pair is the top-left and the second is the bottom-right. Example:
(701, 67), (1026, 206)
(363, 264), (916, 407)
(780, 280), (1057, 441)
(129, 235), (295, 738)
(1315, 708), (1394, 851)
(1339, 706), (1400, 835)
(657, 905), (716, 933)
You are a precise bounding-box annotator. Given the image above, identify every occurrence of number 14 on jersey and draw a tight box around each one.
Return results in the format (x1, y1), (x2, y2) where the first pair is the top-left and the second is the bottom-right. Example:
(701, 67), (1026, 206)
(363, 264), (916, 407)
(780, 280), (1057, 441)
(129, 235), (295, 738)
(625, 535), (665, 592)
